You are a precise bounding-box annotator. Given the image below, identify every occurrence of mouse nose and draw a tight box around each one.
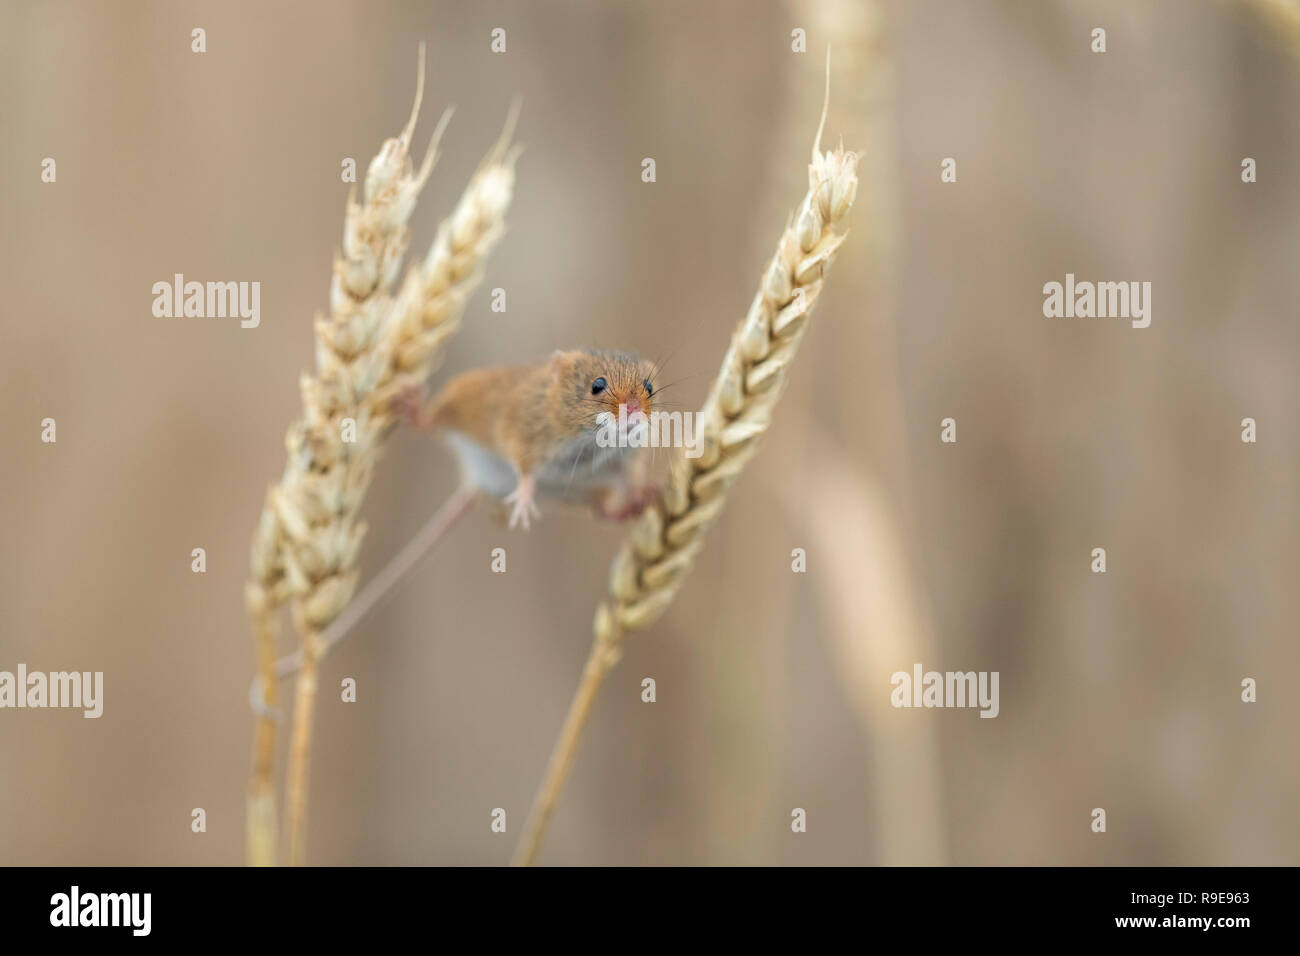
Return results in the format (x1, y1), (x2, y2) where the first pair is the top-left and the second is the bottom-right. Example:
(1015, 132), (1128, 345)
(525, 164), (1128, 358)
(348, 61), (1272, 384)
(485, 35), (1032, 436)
(624, 398), (642, 415)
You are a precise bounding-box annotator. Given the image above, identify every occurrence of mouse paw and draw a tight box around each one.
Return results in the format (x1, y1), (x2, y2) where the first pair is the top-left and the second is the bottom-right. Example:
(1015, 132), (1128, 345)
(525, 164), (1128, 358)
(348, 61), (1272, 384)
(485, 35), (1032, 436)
(595, 481), (661, 522)
(391, 385), (429, 429)
(505, 476), (541, 530)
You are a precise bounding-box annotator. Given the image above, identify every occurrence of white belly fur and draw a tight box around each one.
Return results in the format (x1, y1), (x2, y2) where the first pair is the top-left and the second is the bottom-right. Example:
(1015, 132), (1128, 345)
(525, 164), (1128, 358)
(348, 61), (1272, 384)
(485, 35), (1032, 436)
(443, 430), (633, 503)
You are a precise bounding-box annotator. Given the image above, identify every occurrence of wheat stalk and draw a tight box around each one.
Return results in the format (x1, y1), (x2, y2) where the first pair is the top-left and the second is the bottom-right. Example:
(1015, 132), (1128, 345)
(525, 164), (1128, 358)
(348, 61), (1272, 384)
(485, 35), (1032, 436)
(1244, 0), (1300, 50)
(511, 61), (857, 866)
(245, 45), (517, 865)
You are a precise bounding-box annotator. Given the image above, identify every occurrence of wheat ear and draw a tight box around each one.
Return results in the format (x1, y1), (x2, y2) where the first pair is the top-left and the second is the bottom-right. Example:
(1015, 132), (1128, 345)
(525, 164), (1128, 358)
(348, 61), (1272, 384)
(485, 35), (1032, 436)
(511, 59), (857, 866)
(280, 134), (516, 866)
(246, 46), (517, 865)
(244, 46), (442, 865)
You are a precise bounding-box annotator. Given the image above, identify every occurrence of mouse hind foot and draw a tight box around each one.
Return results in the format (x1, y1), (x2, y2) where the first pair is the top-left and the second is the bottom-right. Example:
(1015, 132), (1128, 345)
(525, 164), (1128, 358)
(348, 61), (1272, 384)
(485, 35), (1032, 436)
(592, 481), (661, 522)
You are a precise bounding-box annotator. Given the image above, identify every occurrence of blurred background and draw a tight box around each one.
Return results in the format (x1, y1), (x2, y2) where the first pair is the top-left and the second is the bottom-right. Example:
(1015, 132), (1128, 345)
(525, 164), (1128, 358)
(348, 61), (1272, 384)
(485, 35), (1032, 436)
(2, 0), (1297, 865)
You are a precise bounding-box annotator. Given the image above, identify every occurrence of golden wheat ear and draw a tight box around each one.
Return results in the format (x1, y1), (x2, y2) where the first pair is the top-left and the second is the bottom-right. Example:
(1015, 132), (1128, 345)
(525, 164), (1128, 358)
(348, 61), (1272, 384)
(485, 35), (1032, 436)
(246, 44), (518, 865)
(512, 50), (858, 866)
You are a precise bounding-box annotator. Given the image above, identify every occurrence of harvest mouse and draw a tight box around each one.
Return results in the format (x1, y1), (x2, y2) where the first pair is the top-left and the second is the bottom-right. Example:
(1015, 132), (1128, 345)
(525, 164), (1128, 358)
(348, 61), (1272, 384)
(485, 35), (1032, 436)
(266, 349), (664, 684)
(401, 348), (661, 529)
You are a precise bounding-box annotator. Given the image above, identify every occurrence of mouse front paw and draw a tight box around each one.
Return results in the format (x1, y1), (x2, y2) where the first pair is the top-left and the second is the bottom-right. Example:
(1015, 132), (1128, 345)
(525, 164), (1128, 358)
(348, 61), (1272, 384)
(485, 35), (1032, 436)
(390, 385), (429, 429)
(505, 475), (541, 530)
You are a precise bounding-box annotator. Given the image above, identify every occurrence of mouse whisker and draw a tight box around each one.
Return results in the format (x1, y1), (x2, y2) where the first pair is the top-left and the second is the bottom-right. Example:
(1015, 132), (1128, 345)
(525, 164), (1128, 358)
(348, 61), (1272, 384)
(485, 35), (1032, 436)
(648, 379), (688, 396)
(647, 347), (680, 387)
(565, 438), (588, 489)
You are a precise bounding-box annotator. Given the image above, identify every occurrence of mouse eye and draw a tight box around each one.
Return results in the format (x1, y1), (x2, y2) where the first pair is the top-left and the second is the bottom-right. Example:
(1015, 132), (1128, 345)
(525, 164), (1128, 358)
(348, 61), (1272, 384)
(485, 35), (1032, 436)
(643, 378), (653, 396)
(591, 377), (607, 395)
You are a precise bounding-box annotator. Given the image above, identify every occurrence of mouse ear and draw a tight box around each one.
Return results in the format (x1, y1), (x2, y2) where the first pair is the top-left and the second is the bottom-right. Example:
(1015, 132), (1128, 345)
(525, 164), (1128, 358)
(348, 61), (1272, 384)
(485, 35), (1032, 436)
(548, 349), (575, 382)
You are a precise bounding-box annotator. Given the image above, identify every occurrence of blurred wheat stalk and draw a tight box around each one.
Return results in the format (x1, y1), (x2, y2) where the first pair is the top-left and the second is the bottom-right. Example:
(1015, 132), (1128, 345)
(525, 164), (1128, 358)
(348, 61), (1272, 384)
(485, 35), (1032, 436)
(245, 46), (517, 865)
(796, 0), (946, 865)
(511, 61), (858, 866)
(1244, 0), (1300, 49)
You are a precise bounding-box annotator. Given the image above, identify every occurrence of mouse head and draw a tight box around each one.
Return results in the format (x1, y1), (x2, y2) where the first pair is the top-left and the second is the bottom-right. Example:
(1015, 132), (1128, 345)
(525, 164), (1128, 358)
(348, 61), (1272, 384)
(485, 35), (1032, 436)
(549, 348), (658, 435)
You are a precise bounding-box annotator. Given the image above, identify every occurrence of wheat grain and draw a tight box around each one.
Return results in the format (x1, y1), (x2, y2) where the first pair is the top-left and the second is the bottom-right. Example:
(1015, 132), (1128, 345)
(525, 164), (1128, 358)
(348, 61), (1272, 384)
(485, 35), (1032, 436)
(511, 59), (857, 866)
(245, 46), (517, 865)
(245, 47), (443, 863)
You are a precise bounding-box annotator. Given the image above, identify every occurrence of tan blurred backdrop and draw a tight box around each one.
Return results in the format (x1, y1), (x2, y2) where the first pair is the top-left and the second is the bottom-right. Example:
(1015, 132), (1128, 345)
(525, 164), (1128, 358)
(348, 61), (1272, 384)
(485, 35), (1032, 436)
(1, 0), (1297, 865)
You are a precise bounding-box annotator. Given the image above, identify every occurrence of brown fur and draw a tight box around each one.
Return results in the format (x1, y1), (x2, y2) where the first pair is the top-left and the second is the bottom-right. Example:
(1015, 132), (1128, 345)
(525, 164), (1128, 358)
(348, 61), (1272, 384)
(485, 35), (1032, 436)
(426, 349), (658, 476)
